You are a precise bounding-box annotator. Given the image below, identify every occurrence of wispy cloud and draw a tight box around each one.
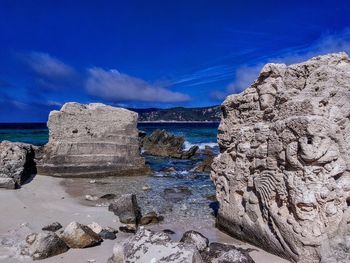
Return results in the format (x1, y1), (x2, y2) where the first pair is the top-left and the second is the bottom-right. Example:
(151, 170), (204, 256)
(212, 28), (350, 100)
(20, 51), (76, 79)
(86, 67), (191, 103)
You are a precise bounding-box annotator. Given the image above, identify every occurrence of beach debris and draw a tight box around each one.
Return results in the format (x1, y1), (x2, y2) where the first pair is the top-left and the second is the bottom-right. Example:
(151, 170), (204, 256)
(42, 222), (62, 232)
(108, 194), (142, 225)
(141, 129), (199, 159)
(108, 228), (202, 263)
(61, 221), (102, 248)
(28, 232), (69, 260)
(180, 230), (209, 252)
(0, 141), (36, 189)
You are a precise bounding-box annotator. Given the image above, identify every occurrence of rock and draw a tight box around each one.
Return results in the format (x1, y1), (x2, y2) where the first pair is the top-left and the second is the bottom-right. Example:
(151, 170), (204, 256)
(99, 229), (116, 240)
(42, 222), (62, 232)
(180, 230), (209, 252)
(61, 221), (102, 248)
(36, 102), (150, 177)
(119, 225), (137, 234)
(163, 229), (176, 235)
(28, 232), (69, 260)
(201, 243), (254, 263)
(192, 146), (215, 172)
(108, 194), (142, 225)
(0, 141), (36, 189)
(85, 194), (99, 201)
(163, 186), (192, 202)
(87, 222), (103, 234)
(141, 185), (152, 191)
(108, 228), (203, 263)
(140, 211), (164, 225)
(211, 52), (350, 262)
(142, 129), (199, 159)
(99, 193), (116, 200)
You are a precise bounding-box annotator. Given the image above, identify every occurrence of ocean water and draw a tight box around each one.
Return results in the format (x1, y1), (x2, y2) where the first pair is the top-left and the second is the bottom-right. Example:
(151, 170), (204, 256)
(0, 122), (220, 229)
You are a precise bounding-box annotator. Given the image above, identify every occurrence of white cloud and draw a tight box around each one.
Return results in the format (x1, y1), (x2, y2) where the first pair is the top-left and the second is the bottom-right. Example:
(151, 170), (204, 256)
(22, 52), (76, 78)
(86, 67), (191, 103)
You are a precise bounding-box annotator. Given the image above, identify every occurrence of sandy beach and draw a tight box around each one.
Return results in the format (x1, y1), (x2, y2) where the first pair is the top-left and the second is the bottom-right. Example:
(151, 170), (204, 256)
(0, 175), (289, 263)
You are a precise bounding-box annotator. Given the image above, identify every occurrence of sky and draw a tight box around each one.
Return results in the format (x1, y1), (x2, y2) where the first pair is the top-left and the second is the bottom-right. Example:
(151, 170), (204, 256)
(1, 0), (350, 122)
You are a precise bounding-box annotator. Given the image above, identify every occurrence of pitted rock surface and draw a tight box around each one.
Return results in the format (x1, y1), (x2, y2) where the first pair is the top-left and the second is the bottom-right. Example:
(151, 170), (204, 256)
(211, 52), (350, 263)
(36, 102), (149, 177)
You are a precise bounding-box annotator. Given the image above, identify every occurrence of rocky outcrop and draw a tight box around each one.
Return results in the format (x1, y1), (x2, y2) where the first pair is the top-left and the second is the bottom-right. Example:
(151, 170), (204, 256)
(211, 53), (350, 262)
(142, 129), (199, 159)
(108, 228), (203, 263)
(36, 103), (150, 177)
(61, 221), (102, 248)
(0, 141), (36, 189)
(192, 146), (215, 173)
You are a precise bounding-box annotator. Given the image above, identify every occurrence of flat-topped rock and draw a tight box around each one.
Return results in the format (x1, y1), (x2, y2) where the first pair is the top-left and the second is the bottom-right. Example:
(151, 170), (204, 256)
(211, 53), (350, 263)
(37, 102), (150, 177)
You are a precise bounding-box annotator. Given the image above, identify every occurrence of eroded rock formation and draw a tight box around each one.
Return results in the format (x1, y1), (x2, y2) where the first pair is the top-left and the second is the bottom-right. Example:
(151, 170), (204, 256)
(211, 53), (350, 262)
(37, 102), (149, 177)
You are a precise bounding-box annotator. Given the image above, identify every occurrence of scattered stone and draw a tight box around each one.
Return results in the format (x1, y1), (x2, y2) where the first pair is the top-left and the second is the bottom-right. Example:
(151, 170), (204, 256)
(211, 52), (350, 262)
(61, 221), (102, 248)
(141, 185), (152, 191)
(119, 225), (136, 234)
(108, 194), (142, 225)
(0, 141), (36, 189)
(108, 228), (202, 263)
(99, 193), (116, 200)
(163, 229), (176, 235)
(99, 229), (116, 240)
(36, 102), (150, 177)
(85, 194), (99, 201)
(42, 222), (62, 232)
(163, 186), (192, 202)
(87, 222), (103, 234)
(140, 211), (164, 225)
(180, 230), (209, 252)
(201, 243), (254, 263)
(89, 180), (96, 184)
(28, 232), (69, 260)
(142, 129), (199, 159)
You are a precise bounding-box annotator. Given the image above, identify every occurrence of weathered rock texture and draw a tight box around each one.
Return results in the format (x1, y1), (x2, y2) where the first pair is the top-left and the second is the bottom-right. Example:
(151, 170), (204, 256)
(37, 103), (149, 177)
(0, 141), (36, 189)
(211, 53), (350, 263)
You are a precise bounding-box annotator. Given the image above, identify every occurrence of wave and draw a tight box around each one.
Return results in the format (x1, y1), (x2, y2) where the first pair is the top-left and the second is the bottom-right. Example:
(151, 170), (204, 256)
(183, 141), (218, 151)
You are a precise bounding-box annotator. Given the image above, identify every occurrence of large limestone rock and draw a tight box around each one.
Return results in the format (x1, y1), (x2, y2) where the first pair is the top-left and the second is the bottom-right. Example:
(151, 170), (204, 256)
(61, 221), (102, 248)
(0, 141), (36, 189)
(211, 53), (350, 262)
(37, 103), (149, 177)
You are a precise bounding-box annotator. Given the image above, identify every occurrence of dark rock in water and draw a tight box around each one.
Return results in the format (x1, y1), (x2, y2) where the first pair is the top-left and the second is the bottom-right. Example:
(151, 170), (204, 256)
(42, 222), (62, 232)
(119, 225), (136, 234)
(201, 242), (254, 263)
(0, 141), (36, 189)
(138, 130), (147, 139)
(206, 194), (217, 201)
(142, 129), (199, 159)
(140, 211), (164, 225)
(108, 228), (202, 263)
(99, 229), (116, 240)
(163, 229), (176, 235)
(180, 230), (209, 252)
(108, 194), (142, 225)
(161, 166), (177, 174)
(36, 102), (150, 177)
(61, 221), (102, 248)
(163, 186), (192, 202)
(99, 193), (116, 200)
(28, 232), (69, 260)
(192, 146), (215, 173)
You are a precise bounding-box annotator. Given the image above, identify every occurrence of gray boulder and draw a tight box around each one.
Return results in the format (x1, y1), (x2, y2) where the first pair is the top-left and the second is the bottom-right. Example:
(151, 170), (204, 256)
(108, 194), (142, 225)
(211, 52), (350, 262)
(36, 102), (150, 177)
(42, 222), (62, 232)
(108, 228), (203, 263)
(28, 232), (69, 260)
(61, 221), (102, 248)
(0, 141), (36, 189)
(142, 129), (199, 159)
(200, 243), (254, 263)
(180, 230), (209, 252)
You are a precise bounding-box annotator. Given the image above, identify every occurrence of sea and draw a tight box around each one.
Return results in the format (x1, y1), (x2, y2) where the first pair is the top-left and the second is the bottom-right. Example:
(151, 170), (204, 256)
(0, 122), (220, 230)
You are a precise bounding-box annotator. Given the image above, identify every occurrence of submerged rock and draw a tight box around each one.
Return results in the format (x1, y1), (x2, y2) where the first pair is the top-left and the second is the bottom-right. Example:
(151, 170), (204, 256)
(211, 52), (350, 262)
(163, 186), (192, 202)
(142, 129), (199, 159)
(108, 194), (142, 225)
(108, 228), (202, 263)
(0, 141), (36, 189)
(36, 102), (150, 177)
(61, 221), (102, 248)
(28, 232), (69, 260)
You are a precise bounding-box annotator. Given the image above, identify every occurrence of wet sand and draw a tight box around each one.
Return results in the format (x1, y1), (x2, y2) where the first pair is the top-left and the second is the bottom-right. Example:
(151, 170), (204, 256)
(0, 175), (289, 263)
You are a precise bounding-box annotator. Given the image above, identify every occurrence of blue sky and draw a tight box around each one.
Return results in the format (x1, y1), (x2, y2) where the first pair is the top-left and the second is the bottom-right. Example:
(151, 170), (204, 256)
(1, 0), (350, 122)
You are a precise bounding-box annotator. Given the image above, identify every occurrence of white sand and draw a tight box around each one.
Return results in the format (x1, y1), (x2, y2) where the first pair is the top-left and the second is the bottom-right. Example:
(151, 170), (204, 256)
(0, 175), (290, 263)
